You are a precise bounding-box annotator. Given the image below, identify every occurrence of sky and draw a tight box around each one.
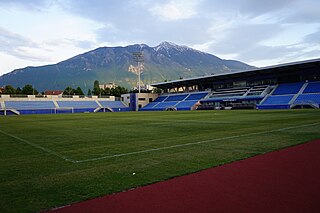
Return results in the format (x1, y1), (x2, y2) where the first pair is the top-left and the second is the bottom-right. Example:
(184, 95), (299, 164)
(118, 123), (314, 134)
(0, 0), (320, 76)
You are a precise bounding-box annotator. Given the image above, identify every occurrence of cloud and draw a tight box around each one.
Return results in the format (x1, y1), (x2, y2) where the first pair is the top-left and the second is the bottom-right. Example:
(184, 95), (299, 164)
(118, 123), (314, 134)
(149, 0), (199, 21)
(47, 38), (97, 50)
(0, 27), (48, 61)
(63, 0), (139, 23)
(205, 22), (319, 66)
(0, 0), (51, 11)
(199, 0), (295, 18)
(63, 0), (210, 46)
(0, 27), (36, 47)
(209, 24), (283, 54)
(239, 45), (301, 62)
(304, 29), (320, 44)
(94, 17), (212, 47)
(73, 40), (97, 50)
(237, 0), (296, 16)
(282, 0), (320, 23)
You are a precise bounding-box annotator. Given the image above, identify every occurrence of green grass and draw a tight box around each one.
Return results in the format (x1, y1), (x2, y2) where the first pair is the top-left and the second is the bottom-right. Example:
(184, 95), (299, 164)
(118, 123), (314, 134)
(0, 109), (320, 213)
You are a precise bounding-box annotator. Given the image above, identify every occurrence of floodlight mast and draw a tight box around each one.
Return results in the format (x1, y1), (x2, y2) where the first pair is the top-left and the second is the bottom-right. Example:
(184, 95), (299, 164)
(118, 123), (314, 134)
(133, 52), (144, 93)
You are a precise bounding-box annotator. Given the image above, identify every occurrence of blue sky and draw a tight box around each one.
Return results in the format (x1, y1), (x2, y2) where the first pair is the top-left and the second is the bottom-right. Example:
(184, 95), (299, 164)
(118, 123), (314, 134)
(0, 0), (319, 75)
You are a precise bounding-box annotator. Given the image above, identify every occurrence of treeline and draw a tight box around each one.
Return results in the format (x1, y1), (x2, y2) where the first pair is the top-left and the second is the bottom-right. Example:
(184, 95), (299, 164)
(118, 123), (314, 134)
(2, 80), (159, 97)
(62, 80), (128, 97)
(1, 84), (38, 95)
(90, 80), (128, 97)
(63, 86), (84, 96)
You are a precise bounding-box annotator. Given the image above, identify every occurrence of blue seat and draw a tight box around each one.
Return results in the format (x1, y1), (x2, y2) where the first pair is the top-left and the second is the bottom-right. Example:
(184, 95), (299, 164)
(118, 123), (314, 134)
(5, 101), (55, 109)
(185, 92), (208, 100)
(294, 93), (320, 104)
(142, 102), (159, 109)
(262, 95), (294, 105)
(303, 82), (320, 93)
(57, 101), (99, 108)
(176, 100), (198, 110)
(165, 94), (188, 101)
(272, 82), (304, 95)
(98, 101), (128, 108)
(153, 101), (179, 109)
(153, 96), (167, 102)
(141, 92), (209, 111)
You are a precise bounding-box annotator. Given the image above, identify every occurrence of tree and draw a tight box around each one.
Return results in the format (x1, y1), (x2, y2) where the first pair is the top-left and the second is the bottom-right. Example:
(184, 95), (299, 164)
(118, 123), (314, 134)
(87, 89), (92, 96)
(22, 84), (38, 95)
(104, 87), (111, 95)
(92, 80), (100, 95)
(152, 88), (163, 94)
(4, 85), (16, 94)
(75, 87), (84, 95)
(129, 89), (139, 93)
(63, 86), (74, 95)
(110, 86), (128, 97)
(16, 87), (22, 94)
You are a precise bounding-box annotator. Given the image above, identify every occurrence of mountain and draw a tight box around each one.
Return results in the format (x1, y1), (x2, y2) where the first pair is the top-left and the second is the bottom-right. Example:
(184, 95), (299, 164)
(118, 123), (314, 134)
(0, 42), (254, 91)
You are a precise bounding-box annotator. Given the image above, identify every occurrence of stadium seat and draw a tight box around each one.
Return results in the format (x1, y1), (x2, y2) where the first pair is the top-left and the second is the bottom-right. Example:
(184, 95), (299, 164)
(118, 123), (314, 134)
(165, 94), (188, 101)
(57, 101), (99, 108)
(185, 92), (208, 100)
(141, 92), (209, 111)
(272, 82), (304, 95)
(261, 95), (294, 105)
(98, 101), (128, 108)
(294, 93), (320, 104)
(175, 100), (198, 110)
(153, 101), (179, 109)
(5, 101), (55, 109)
(303, 81), (320, 93)
(153, 96), (168, 102)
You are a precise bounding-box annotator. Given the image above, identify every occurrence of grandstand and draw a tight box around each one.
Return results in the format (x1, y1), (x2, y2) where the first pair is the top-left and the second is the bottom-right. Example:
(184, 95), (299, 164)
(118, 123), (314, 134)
(5, 101), (55, 110)
(148, 58), (320, 111)
(257, 81), (320, 109)
(199, 85), (270, 110)
(140, 92), (208, 111)
(0, 95), (130, 115)
(3, 101), (56, 115)
(98, 100), (131, 112)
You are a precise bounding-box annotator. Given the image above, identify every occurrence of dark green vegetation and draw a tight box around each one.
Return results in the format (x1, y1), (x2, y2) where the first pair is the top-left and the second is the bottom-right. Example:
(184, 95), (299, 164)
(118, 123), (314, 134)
(91, 80), (128, 97)
(2, 84), (38, 95)
(0, 42), (253, 91)
(0, 110), (319, 213)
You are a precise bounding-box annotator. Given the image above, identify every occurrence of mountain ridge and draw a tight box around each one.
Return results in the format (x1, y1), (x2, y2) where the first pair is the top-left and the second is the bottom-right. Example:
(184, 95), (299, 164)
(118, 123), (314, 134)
(0, 42), (254, 91)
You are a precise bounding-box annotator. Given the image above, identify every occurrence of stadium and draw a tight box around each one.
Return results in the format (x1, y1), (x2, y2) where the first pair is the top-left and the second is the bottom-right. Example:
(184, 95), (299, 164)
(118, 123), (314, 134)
(0, 58), (320, 213)
(1, 58), (320, 115)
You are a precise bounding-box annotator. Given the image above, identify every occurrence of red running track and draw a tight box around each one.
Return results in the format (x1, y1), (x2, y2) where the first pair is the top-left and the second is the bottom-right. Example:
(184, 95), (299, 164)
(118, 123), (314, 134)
(49, 140), (320, 213)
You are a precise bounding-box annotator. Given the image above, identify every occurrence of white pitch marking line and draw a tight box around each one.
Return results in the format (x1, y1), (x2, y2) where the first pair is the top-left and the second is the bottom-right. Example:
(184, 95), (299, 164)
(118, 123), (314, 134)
(74, 122), (320, 163)
(0, 129), (76, 163)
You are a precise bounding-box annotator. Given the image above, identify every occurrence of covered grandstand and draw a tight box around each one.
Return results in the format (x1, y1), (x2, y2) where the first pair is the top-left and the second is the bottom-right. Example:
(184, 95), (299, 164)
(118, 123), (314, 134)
(148, 58), (320, 110)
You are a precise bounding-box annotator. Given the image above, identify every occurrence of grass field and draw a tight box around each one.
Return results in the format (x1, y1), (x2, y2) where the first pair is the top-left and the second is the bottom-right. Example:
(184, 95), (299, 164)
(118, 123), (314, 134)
(1, 109), (320, 213)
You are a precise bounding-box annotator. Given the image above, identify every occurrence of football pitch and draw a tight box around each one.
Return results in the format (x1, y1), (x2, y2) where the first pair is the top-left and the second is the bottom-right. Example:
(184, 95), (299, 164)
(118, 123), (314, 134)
(1, 109), (320, 213)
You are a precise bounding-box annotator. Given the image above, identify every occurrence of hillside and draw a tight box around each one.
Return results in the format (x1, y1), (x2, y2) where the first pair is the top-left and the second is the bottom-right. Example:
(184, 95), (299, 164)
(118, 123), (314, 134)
(0, 42), (254, 91)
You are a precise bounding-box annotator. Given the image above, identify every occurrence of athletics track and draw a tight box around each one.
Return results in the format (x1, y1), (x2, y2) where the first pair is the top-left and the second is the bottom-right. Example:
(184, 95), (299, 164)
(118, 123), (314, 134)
(48, 139), (320, 213)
